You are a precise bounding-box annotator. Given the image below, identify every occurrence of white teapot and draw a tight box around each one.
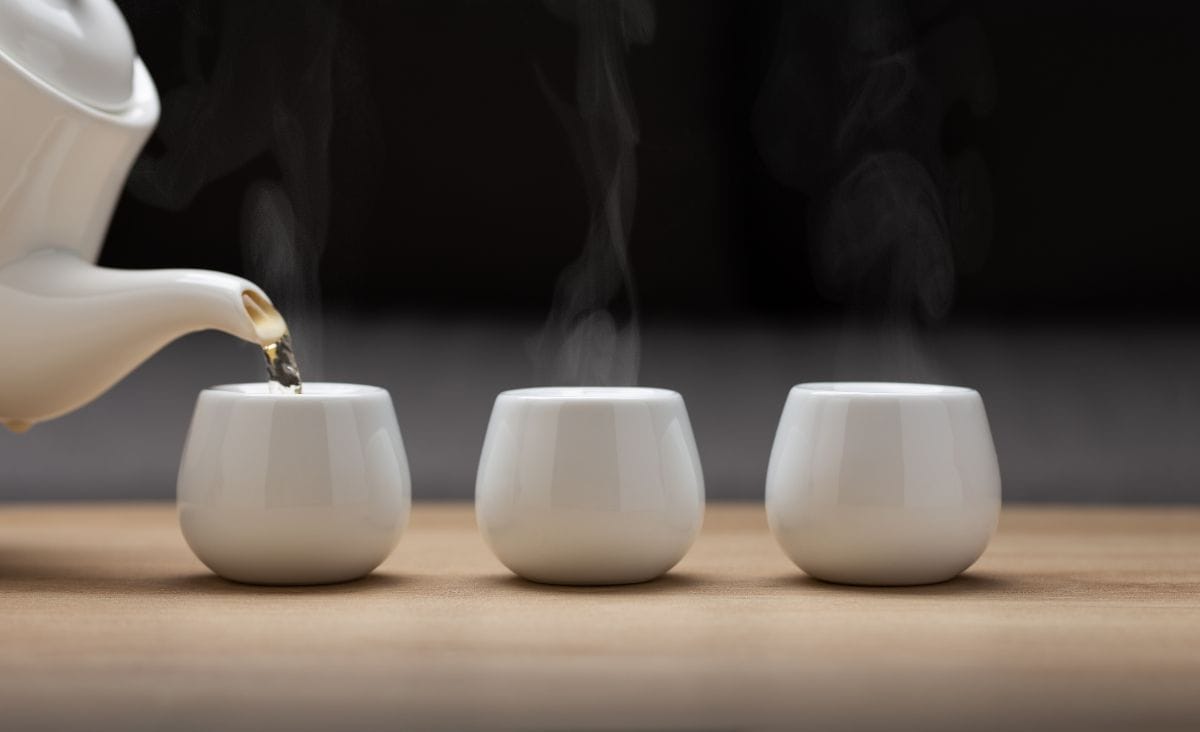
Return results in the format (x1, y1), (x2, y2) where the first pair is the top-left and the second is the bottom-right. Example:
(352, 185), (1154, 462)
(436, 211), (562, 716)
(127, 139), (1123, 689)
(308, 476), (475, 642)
(0, 0), (285, 432)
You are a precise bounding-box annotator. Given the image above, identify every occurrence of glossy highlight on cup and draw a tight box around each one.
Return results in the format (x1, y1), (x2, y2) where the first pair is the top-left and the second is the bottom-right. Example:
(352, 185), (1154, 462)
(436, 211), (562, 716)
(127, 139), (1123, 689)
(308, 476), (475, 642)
(766, 382), (1001, 586)
(476, 387), (705, 585)
(177, 383), (411, 585)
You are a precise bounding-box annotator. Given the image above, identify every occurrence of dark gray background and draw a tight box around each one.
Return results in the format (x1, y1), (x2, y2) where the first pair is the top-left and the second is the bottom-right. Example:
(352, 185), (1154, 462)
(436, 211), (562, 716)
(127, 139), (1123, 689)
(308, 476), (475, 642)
(3, 0), (1200, 502)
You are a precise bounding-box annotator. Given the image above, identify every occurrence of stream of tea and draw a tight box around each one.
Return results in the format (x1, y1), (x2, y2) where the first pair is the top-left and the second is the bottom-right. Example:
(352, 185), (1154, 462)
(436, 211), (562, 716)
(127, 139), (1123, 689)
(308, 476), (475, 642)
(264, 332), (303, 394)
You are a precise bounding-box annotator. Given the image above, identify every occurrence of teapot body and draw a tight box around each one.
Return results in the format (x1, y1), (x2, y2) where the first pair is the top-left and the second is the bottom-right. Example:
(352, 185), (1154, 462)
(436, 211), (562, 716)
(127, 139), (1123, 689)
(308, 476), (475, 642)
(0, 0), (286, 431)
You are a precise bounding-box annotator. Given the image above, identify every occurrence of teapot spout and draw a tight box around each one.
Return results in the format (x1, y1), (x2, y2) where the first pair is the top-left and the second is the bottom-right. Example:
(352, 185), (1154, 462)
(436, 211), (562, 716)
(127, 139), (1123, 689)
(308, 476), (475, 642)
(0, 250), (286, 428)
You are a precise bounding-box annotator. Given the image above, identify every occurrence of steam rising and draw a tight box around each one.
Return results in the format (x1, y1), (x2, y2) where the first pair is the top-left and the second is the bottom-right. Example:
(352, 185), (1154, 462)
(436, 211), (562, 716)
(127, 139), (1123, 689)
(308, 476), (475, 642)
(531, 0), (655, 386)
(127, 2), (376, 378)
(242, 180), (321, 375)
(754, 1), (995, 379)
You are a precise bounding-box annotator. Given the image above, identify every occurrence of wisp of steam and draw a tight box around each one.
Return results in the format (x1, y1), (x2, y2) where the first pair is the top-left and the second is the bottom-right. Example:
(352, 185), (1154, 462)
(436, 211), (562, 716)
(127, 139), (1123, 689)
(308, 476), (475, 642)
(753, 0), (996, 380)
(531, 0), (655, 386)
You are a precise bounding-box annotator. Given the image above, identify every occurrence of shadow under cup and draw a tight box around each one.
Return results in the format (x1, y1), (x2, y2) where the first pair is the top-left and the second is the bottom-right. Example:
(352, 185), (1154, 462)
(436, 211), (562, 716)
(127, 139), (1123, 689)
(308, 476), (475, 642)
(177, 383), (411, 585)
(476, 387), (706, 586)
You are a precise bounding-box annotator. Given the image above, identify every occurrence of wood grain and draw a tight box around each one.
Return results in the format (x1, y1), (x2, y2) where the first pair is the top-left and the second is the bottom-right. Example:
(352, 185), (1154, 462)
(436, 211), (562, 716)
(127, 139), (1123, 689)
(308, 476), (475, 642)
(1, 502), (1198, 731)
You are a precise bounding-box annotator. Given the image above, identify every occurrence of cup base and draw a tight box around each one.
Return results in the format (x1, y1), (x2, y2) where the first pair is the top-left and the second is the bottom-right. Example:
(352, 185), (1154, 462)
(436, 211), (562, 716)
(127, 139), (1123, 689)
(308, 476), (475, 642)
(800, 568), (969, 587)
(210, 568), (376, 587)
(510, 569), (670, 587)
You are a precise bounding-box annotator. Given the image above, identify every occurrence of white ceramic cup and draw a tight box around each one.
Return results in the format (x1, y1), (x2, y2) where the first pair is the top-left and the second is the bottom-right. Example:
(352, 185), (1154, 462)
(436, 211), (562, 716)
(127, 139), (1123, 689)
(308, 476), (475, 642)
(476, 387), (705, 585)
(766, 382), (1001, 586)
(177, 383), (411, 585)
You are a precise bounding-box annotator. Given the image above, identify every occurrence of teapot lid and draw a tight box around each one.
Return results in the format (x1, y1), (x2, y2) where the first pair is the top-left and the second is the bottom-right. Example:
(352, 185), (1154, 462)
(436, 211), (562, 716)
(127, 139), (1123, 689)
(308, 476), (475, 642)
(0, 0), (137, 111)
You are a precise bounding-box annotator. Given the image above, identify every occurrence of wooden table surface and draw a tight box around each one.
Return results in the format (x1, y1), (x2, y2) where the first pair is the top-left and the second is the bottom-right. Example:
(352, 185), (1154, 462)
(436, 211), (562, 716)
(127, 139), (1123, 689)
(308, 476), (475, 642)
(1, 502), (1198, 731)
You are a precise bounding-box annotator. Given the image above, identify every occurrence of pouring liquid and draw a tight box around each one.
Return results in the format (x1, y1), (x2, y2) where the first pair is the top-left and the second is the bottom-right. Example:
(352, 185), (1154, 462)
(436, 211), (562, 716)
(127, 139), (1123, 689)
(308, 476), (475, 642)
(241, 291), (302, 394)
(264, 332), (303, 394)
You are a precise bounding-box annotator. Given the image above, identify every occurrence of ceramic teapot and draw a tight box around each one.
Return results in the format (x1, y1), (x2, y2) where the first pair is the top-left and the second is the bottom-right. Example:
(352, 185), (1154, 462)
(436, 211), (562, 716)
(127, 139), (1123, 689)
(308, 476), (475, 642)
(0, 0), (285, 432)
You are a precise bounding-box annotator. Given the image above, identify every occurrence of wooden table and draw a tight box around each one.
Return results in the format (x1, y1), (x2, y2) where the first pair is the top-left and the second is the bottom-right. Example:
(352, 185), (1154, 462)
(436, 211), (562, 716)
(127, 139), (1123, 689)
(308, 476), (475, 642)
(1, 503), (1198, 731)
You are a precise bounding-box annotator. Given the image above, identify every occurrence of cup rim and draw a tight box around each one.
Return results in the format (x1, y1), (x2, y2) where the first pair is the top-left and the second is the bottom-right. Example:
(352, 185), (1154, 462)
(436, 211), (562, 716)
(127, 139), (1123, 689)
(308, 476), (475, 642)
(498, 386), (681, 401)
(204, 382), (389, 400)
(793, 382), (978, 398)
